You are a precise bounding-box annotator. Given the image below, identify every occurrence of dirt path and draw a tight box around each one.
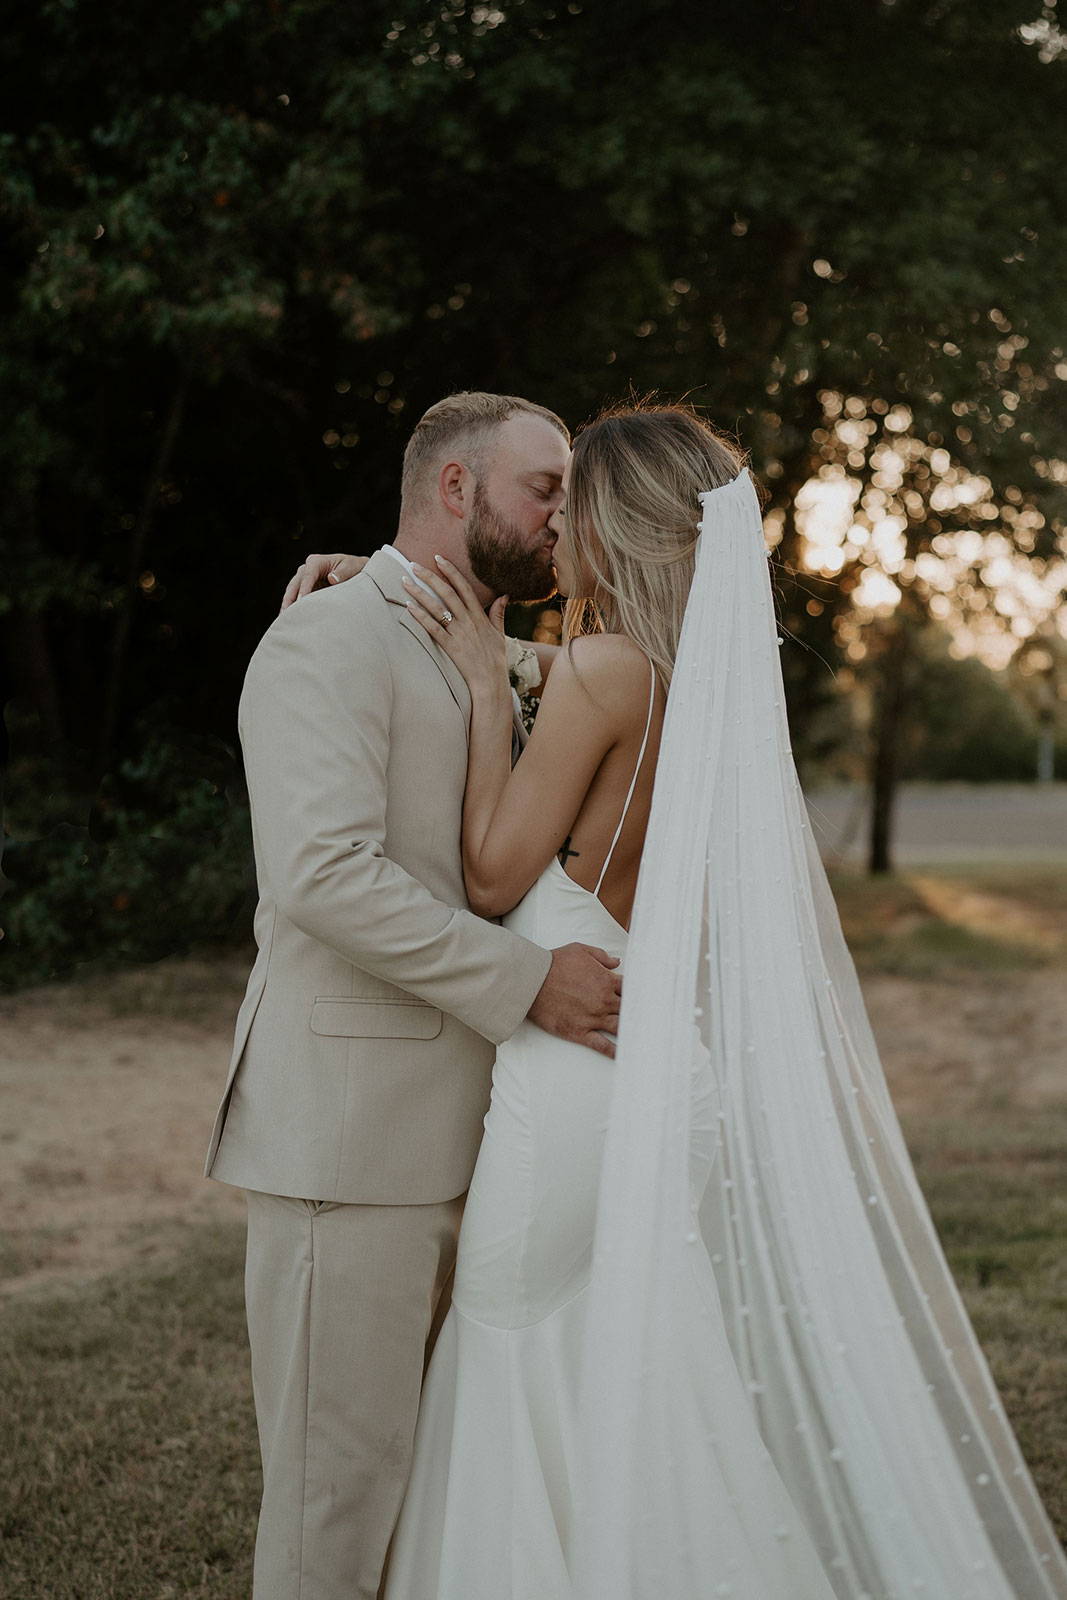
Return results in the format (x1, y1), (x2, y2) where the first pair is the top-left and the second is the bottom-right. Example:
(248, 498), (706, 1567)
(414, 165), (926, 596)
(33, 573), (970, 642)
(0, 957), (248, 1299)
(863, 968), (1067, 1120)
(2, 951), (1065, 1301)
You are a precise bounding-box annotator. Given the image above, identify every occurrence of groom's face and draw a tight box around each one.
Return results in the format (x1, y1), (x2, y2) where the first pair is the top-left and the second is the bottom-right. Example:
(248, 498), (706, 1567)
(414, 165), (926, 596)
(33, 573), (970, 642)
(465, 415), (569, 603)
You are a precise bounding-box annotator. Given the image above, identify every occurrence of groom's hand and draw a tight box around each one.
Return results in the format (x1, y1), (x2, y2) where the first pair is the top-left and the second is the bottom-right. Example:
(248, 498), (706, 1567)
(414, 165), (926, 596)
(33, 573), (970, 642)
(527, 943), (622, 1059)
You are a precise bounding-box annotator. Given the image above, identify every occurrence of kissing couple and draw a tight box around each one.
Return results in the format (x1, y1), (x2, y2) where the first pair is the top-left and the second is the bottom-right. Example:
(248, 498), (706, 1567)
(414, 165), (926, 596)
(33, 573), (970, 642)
(205, 393), (1067, 1599)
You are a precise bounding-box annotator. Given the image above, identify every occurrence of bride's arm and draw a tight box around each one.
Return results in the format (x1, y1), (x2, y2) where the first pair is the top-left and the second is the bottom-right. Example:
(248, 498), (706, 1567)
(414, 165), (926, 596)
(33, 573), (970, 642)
(461, 641), (633, 915)
(402, 558), (637, 916)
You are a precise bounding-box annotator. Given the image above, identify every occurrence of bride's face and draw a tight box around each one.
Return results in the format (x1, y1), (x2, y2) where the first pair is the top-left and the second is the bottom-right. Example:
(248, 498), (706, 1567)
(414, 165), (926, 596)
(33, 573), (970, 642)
(547, 463), (599, 600)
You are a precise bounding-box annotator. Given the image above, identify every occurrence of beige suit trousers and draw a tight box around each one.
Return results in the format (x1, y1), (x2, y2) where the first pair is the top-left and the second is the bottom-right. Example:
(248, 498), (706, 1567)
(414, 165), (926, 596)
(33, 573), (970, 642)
(244, 1190), (463, 1600)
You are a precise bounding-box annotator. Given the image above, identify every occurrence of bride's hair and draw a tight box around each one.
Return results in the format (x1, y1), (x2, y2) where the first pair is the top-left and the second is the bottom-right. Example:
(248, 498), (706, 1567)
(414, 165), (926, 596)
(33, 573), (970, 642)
(563, 402), (746, 688)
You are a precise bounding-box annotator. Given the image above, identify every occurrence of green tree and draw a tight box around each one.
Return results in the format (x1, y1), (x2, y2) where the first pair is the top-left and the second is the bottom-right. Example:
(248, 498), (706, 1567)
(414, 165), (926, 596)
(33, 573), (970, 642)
(3, 0), (1067, 977)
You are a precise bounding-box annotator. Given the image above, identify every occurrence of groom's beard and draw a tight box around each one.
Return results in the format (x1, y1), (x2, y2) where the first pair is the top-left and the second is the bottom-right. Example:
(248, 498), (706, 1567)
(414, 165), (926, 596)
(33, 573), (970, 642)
(465, 482), (558, 604)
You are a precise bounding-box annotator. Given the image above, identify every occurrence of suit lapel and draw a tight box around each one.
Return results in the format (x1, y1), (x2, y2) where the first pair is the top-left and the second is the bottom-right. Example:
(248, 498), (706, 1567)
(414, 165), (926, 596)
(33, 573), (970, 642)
(396, 607), (473, 731)
(365, 548), (472, 733)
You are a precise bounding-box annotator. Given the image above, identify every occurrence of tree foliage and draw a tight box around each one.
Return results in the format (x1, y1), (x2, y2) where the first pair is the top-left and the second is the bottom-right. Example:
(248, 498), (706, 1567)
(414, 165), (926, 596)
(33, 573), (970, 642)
(2, 0), (1066, 971)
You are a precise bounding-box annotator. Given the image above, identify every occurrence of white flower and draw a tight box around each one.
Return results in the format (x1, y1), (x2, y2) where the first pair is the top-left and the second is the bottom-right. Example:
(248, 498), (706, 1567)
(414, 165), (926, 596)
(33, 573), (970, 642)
(505, 635), (542, 695)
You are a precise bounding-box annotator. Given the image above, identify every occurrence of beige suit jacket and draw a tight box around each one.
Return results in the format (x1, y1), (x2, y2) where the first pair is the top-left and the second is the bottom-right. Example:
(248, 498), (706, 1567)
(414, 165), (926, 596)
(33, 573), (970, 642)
(205, 548), (552, 1205)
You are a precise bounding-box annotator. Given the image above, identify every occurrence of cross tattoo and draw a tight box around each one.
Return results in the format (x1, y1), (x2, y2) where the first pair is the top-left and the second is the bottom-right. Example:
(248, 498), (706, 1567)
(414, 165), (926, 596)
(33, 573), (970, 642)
(558, 834), (581, 866)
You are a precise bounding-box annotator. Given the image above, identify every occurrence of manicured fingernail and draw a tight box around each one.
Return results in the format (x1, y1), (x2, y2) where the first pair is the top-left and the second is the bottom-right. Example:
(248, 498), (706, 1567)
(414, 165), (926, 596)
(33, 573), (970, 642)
(434, 554), (447, 566)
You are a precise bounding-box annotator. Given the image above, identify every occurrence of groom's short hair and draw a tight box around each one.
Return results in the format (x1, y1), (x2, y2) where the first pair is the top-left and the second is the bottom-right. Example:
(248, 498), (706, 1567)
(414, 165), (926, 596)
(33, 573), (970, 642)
(401, 391), (569, 509)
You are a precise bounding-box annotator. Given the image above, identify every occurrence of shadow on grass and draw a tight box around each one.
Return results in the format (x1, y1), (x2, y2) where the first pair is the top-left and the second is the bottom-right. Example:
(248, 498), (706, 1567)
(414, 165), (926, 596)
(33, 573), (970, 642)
(829, 863), (1066, 979)
(0, 1219), (259, 1600)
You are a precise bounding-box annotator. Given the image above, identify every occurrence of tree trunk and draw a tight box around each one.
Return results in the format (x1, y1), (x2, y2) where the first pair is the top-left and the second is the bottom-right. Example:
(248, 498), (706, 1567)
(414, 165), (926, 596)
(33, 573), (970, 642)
(867, 613), (913, 875)
(6, 612), (65, 744)
(1036, 721), (1055, 784)
(96, 371), (190, 774)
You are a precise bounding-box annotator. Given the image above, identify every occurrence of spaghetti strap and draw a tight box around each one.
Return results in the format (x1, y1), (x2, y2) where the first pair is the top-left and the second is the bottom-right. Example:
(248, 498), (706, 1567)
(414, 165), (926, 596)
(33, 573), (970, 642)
(593, 655), (657, 898)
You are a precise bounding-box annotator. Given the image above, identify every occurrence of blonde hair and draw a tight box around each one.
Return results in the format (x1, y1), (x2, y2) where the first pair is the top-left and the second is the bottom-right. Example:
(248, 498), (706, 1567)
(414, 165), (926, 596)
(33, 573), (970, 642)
(401, 390), (569, 508)
(564, 403), (747, 688)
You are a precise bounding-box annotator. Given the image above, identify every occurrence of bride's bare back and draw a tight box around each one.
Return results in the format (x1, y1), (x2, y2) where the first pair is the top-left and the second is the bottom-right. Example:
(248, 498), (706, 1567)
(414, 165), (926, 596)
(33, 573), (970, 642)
(549, 637), (664, 932)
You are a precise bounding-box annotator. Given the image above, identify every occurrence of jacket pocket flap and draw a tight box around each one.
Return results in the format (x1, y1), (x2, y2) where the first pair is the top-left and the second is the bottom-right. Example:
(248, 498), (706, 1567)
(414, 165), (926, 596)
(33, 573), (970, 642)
(310, 999), (444, 1040)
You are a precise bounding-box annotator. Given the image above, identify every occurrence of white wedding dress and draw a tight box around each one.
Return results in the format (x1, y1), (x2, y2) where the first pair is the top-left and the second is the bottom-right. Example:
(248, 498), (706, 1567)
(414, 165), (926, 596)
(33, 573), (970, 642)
(384, 664), (673, 1599)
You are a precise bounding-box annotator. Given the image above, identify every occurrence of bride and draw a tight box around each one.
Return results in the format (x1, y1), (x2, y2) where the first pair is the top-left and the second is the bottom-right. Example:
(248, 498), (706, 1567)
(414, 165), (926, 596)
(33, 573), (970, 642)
(290, 403), (1067, 1599)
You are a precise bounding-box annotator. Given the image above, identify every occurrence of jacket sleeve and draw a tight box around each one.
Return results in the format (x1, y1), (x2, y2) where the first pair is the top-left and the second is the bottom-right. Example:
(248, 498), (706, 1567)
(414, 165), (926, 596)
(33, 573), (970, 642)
(239, 592), (553, 1045)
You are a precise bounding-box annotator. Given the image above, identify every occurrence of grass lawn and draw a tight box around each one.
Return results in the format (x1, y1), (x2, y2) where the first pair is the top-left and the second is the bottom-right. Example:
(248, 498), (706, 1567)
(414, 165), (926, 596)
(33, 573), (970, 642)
(904, 1119), (1067, 1534)
(0, 1222), (259, 1599)
(829, 860), (1067, 979)
(1, 862), (1065, 1595)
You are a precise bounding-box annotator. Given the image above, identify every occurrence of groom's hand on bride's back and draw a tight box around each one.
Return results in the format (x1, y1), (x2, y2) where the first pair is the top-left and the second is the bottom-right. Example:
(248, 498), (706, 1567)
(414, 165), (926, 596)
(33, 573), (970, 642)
(280, 552), (367, 611)
(528, 944), (622, 1059)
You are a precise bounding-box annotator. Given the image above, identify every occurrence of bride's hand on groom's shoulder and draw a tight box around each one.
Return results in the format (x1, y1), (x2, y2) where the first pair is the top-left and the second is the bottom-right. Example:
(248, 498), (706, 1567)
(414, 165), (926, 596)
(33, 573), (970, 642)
(280, 552), (367, 612)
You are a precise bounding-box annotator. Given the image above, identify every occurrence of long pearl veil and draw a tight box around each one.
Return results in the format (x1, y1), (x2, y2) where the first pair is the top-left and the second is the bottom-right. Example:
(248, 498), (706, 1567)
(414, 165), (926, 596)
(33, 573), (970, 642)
(573, 470), (1067, 1598)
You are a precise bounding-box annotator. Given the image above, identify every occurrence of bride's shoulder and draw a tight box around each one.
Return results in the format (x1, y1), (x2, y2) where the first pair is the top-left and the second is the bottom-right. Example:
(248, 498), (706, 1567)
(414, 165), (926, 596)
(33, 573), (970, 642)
(564, 632), (650, 674)
(545, 633), (653, 723)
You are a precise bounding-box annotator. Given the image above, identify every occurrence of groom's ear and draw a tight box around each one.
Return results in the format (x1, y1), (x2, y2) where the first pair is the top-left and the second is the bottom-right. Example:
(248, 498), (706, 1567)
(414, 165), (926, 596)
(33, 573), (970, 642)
(437, 459), (471, 520)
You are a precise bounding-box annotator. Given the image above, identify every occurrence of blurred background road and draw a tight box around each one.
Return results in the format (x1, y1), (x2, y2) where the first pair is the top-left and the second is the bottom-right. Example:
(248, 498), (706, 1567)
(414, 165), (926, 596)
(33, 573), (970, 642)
(809, 781), (1067, 864)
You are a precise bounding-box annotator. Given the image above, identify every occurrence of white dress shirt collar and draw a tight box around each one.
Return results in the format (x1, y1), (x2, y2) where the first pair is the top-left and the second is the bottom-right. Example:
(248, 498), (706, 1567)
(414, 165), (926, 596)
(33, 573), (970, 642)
(382, 543), (440, 606)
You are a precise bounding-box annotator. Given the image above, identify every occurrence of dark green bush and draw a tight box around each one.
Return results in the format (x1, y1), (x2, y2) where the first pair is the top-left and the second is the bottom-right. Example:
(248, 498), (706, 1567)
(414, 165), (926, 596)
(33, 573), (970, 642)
(902, 646), (1052, 783)
(1, 728), (254, 989)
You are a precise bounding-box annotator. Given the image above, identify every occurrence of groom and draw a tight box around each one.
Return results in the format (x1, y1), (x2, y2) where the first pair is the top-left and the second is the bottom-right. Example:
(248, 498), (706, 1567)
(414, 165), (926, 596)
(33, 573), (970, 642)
(205, 391), (622, 1600)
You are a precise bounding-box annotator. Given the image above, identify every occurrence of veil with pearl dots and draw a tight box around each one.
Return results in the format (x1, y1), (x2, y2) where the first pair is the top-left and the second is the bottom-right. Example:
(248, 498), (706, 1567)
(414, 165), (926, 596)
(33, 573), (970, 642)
(572, 469), (1067, 1599)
